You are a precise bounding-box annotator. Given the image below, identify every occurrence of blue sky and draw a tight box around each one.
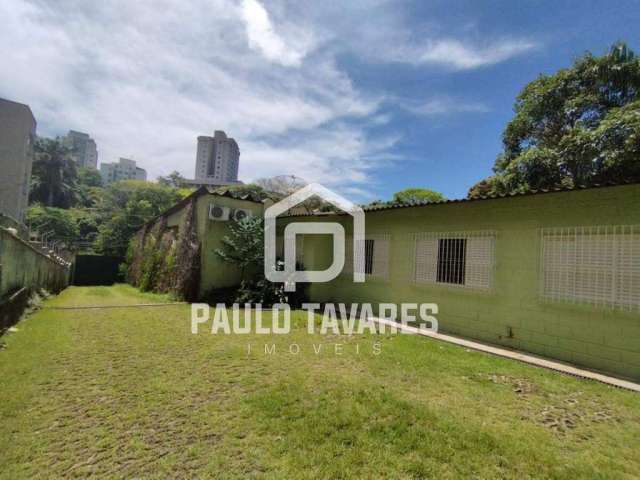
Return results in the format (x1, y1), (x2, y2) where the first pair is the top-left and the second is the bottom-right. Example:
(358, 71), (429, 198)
(1, 0), (639, 201)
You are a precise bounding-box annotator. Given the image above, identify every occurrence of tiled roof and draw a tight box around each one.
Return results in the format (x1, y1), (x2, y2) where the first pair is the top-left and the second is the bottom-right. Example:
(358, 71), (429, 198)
(283, 180), (640, 217)
(204, 186), (264, 203)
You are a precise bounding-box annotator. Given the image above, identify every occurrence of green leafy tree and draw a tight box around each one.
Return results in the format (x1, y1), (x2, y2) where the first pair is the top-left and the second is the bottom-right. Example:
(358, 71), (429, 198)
(392, 188), (446, 204)
(76, 185), (104, 208)
(26, 204), (80, 247)
(157, 170), (187, 188)
(216, 217), (265, 280)
(30, 137), (79, 208)
(77, 167), (103, 187)
(469, 42), (640, 197)
(215, 217), (285, 304)
(69, 208), (100, 244)
(176, 187), (197, 199)
(75, 167), (104, 207)
(95, 180), (181, 257)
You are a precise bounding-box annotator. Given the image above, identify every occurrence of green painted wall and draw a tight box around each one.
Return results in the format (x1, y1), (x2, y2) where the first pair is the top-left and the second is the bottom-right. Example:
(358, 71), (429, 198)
(197, 195), (265, 295)
(190, 195), (265, 296)
(280, 185), (640, 381)
(139, 192), (266, 298)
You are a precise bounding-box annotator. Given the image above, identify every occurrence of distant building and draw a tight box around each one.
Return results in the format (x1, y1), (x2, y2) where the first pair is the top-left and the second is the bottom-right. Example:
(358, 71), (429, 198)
(100, 158), (147, 185)
(188, 130), (240, 187)
(63, 130), (98, 169)
(0, 97), (36, 223)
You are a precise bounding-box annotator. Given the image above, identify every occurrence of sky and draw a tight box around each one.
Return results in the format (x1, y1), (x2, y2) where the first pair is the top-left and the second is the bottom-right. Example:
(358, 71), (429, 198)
(1, 0), (639, 201)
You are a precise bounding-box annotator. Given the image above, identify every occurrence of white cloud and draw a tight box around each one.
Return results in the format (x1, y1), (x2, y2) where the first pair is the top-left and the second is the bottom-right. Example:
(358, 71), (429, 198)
(0, 0), (536, 199)
(415, 38), (537, 70)
(291, 2), (537, 70)
(240, 0), (312, 67)
(398, 97), (490, 116)
(0, 0), (382, 193)
(240, 126), (401, 188)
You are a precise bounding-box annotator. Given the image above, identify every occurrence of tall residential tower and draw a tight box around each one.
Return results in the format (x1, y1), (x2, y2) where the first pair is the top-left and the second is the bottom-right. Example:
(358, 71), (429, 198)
(0, 97), (36, 222)
(63, 130), (98, 169)
(194, 130), (240, 185)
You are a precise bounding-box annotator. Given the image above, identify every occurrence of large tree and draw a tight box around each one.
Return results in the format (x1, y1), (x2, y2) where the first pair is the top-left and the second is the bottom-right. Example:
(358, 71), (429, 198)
(157, 170), (187, 189)
(26, 204), (80, 247)
(75, 167), (104, 208)
(30, 138), (79, 208)
(95, 180), (181, 257)
(469, 42), (640, 197)
(392, 188), (446, 204)
(254, 175), (307, 195)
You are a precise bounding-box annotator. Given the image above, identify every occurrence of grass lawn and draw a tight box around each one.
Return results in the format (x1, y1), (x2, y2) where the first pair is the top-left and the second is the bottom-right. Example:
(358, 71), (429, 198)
(1, 285), (639, 479)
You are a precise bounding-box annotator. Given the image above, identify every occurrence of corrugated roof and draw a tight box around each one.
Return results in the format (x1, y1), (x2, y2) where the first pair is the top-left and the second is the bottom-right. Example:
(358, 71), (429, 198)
(205, 186), (265, 203)
(282, 180), (640, 217)
(140, 186), (265, 230)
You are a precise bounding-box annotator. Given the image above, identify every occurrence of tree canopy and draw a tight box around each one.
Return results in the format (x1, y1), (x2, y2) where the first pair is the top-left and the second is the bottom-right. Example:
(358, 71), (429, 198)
(157, 170), (187, 189)
(26, 204), (79, 247)
(469, 42), (640, 197)
(77, 167), (103, 188)
(392, 188), (446, 204)
(94, 181), (182, 257)
(30, 138), (79, 208)
(254, 175), (307, 195)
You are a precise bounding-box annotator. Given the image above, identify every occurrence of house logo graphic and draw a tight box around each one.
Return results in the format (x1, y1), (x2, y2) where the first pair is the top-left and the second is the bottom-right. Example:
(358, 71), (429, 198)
(264, 183), (365, 291)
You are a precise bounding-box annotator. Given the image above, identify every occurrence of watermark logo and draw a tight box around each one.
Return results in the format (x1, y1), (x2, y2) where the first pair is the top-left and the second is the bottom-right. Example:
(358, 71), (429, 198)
(191, 302), (439, 335)
(264, 183), (365, 291)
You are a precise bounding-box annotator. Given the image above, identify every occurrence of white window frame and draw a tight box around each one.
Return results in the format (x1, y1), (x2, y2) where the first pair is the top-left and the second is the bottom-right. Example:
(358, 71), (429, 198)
(540, 225), (639, 311)
(412, 231), (496, 290)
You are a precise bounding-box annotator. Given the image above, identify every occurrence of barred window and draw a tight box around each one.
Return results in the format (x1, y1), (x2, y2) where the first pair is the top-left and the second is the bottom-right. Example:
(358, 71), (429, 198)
(364, 239), (375, 275)
(344, 234), (390, 279)
(414, 231), (495, 290)
(540, 226), (639, 310)
(437, 238), (467, 284)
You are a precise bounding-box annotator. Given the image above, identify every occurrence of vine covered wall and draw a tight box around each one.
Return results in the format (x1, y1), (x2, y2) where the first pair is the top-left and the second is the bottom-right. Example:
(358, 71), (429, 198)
(127, 197), (200, 300)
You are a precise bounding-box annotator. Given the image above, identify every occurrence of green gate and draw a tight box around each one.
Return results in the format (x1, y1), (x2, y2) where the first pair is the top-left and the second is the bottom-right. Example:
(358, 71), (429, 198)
(73, 255), (122, 286)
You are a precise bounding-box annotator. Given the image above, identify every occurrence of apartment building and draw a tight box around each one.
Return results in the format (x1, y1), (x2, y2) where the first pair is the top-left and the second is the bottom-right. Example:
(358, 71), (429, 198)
(100, 157), (147, 185)
(0, 97), (37, 222)
(63, 130), (98, 169)
(190, 130), (240, 186)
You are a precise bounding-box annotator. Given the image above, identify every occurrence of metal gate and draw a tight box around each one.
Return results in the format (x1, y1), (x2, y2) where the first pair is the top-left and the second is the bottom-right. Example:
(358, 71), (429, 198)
(72, 255), (122, 286)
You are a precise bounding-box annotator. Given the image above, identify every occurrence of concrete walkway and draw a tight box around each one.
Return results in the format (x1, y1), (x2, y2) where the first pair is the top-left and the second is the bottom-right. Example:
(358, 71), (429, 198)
(369, 317), (640, 393)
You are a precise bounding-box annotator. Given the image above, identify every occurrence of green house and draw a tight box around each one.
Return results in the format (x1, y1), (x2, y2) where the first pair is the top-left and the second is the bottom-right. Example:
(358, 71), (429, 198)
(128, 187), (267, 299)
(279, 182), (640, 380)
(132, 182), (640, 380)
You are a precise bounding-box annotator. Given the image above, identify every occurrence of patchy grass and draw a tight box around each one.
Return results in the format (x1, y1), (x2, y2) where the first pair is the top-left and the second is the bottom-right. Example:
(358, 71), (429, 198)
(0, 286), (638, 479)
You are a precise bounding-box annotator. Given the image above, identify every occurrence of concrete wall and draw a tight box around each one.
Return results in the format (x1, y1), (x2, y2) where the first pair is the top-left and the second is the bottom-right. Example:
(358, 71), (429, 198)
(1, 228), (70, 331)
(0, 213), (29, 240)
(0, 228), (70, 298)
(280, 184), (640, 380)
(0, 98), (36, 223)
